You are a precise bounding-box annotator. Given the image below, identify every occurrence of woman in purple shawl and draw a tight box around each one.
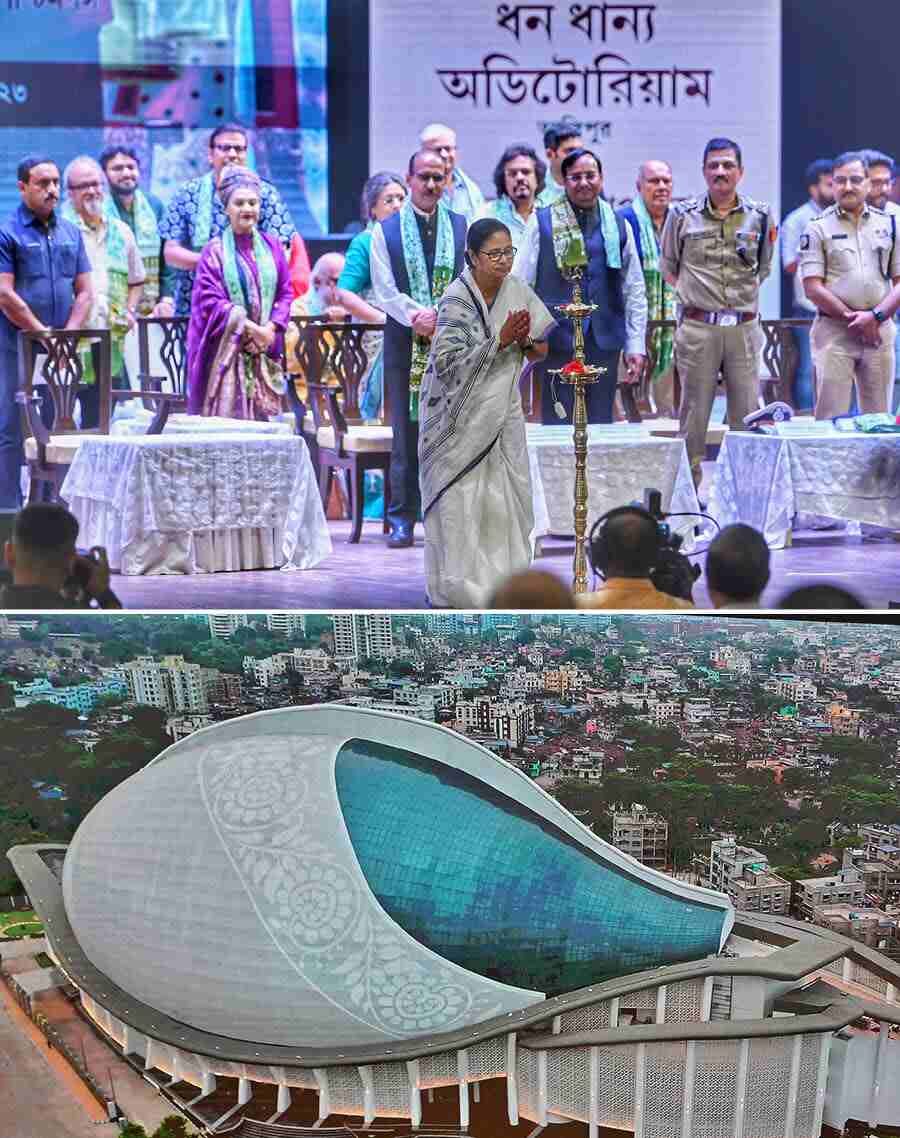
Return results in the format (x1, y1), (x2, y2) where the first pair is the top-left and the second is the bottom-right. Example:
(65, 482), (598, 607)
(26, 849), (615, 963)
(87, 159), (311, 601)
(186, 166), (293, 418)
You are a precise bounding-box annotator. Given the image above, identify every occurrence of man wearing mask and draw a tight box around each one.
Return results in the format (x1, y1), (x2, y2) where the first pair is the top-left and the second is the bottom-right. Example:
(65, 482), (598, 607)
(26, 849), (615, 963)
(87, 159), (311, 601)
(781, 159), (834, 412)
(370, 148), (466, 548)
(618, 159), (677, 416)
(0, 156), (92, 506)
(513, 148), (647, 424)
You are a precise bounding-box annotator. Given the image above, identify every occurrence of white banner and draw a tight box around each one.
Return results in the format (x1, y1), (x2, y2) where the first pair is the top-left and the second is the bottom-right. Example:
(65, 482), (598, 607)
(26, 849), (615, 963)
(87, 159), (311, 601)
(370, 0), (782, 312)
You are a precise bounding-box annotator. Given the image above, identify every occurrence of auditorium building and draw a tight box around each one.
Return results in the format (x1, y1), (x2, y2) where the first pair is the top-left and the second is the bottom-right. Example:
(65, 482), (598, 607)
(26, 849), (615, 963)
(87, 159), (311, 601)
(12, 706), (900, 1137)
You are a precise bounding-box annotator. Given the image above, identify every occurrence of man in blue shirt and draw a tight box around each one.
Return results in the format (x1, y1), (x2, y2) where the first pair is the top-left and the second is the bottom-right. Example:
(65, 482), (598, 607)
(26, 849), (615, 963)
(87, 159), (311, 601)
(0, 156), (92, 508)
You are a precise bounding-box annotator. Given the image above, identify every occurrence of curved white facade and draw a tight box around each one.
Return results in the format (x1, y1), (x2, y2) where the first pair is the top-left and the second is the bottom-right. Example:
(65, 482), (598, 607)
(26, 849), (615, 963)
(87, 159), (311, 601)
(62, 706), (733, 1049)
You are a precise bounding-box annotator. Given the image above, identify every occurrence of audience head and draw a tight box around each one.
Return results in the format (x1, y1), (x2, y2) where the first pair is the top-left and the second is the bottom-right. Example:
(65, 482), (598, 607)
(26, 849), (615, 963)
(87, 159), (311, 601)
(98, 145), (141, 201)
(543, 122), (583, 184)
(637, 159), (673, 218)
(466, 218), (514, 285)
(5, 504), (79, 588)
(489, 569), (576, 609)
(208, 123), (250, 175)
(778, 584), (865, 609)
(420, 122), (459, 176)
(562, 149), (603, 211)
(310, 252), (345, 309)
(218, 166), (262, 235)
(16, 156), (60, 221)
(703, 137), (743, 200)
(804, 158), (834, 208)
(64, 156), (106, 223)
(598, 507), (660, 579)
(861, 149), (895, 210)
(360, 170), (406, 226)
(406, 148), (446, 213)
(493, 144), (546, 206)
(832, 151), (870, 215)
(705, 524), (770, 608)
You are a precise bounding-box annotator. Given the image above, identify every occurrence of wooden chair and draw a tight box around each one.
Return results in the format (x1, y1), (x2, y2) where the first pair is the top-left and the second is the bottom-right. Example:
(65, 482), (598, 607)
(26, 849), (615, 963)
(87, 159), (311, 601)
(16, 329), (112, 503)
(113, 316), (189, 433)
(298, 319), (390, 543)
(760, 317), (811, 408)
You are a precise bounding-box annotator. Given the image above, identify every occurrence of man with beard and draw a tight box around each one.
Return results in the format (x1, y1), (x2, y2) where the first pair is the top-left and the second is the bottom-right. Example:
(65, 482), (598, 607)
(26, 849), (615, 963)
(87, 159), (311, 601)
(0, 156), (92, 506)
(781, 159), (834, 412)
(478, 144), (546, 254)
(618, 159), (677, 416)
(801, 150), (900, 419)
(660, 137), (777, 491)
(62, 155), (145, 425)
(99, 145), (175, 319)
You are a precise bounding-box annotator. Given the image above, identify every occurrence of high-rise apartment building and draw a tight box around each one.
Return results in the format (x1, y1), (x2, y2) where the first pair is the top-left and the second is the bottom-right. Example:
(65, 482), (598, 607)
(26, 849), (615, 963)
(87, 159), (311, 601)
(332, 615), (394, 659)
(208, 615), (250, 639)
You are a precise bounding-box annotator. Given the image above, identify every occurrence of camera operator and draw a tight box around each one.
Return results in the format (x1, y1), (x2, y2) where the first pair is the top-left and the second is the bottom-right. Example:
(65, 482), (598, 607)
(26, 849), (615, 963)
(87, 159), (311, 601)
(579, 505), (695, 609)
(1, 504), (122, 609)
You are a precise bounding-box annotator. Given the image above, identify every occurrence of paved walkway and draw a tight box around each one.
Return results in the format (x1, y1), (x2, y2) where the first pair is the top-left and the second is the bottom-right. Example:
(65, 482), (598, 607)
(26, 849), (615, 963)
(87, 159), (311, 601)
(33, 986), (192, 1133)
(0, 981), (111, 1138)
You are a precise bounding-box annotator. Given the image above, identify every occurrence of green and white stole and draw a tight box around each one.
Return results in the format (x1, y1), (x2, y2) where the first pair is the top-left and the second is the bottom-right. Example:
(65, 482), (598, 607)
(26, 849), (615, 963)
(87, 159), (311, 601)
(63, 204), (130, 381)
(108, 190), (161, 310)
(400, 199), (455, 418)
(550, 195), (622, 272)
(193, 171), (218, 250)
(221, 227), (286, 397)
(631, 196), (674, 378)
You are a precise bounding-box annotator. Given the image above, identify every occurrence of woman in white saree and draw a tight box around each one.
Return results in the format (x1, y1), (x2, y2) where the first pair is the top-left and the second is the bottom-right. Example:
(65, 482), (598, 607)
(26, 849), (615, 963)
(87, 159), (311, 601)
(419, 219), (555, 607)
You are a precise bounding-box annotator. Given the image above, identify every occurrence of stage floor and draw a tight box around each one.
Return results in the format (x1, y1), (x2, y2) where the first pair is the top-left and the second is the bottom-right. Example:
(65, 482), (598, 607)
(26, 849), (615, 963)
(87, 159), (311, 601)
(110, 518), (900, 611)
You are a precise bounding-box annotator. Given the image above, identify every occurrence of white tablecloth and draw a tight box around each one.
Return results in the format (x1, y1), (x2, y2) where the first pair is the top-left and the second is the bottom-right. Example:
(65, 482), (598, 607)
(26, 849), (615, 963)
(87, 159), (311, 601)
(526, 424), (701, 542)
(710, 430), (900, 548)
(110, 413), (294, 438)
(60, 434), (332, 575)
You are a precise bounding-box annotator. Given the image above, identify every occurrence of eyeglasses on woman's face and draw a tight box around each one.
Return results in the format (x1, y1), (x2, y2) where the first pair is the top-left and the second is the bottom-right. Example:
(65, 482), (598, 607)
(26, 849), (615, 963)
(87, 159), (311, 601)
(479, 246), (515, 264)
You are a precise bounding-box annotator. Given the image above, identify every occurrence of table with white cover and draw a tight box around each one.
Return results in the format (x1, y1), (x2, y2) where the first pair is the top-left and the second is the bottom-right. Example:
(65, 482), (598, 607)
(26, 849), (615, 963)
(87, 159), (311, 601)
(526, 424), (702, 545)
(710, 427), (900, 548)
(109, 413), (295, 438)
(60, 433), (332, 575)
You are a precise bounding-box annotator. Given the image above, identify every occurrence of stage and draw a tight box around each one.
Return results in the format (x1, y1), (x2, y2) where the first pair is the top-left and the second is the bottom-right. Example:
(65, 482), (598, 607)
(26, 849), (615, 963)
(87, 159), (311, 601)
(107, 513), (900, 611)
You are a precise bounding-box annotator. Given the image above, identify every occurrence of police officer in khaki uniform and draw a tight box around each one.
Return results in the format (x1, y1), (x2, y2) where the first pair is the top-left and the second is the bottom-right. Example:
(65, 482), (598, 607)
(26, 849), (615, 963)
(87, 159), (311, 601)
(801, 150), (900, 419)
(660, 137), (777, 488)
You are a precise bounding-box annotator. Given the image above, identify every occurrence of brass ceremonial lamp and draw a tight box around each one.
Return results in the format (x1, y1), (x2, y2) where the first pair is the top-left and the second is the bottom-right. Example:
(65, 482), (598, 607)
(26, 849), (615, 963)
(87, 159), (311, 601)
(547, 238), (607, 595)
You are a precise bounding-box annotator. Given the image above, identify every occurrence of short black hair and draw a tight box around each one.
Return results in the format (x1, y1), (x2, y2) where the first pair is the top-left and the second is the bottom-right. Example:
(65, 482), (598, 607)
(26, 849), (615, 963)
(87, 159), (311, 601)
(777, 584), (865, 609)
(543, 122), (582, 151)
(703, 137), (742, 168)
(706, 524), (770, 602)
(209, 122), (250, 150)
(861, 149), (895, 176)
(13, 504), (79, 565)
(606, 508), (659, 577)
(561, 148), (602, 180)
(493, 143), (547, 200)
(98, 144), (141, 172)
(466, 218), (511, 263)
(407, 147), (444, 176)
(17, 156), (57, 184)
(804, 159), (833, 188)
(833, 150), (869, 174)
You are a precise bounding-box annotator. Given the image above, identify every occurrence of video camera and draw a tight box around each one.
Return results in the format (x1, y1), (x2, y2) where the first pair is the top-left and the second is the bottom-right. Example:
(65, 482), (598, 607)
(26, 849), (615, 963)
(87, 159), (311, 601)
(587, 488), (702, 602)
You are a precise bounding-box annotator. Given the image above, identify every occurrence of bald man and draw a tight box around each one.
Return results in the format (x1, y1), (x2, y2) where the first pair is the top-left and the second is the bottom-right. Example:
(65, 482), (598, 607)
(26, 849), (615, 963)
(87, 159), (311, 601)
(307, 251), (347, 319)
(617, 160), (677, 416)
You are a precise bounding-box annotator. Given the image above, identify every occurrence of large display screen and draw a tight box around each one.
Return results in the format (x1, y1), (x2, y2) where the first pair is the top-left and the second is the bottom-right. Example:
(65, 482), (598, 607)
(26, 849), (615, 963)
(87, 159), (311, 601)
(0, 0), (328, 234)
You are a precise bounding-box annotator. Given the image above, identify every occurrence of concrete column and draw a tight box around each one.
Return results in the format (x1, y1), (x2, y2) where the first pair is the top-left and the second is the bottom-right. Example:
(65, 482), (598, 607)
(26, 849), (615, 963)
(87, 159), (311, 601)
(633, 1044), (646, 1138)
(681, 1041), (696, 1138)
(201, 1071), (216, 1096)
(358, 1065), (374, 1126)
(144, 1038), (156, 1071)
(589, 1046), (599, 1138)
(812, 1034), (832, 1138)
(536, 1049), (548, 1126)
(870, 1020), (891, 1124)
(457, 1050), (469, 1130)
(655, 985), (667, 1024)
(406, 1061), (422, 1128)
(506, 1033), (519, 1125)
(237, 1077), (251, 1106)
(276, 1084), (291, 1113)
(842, 957), (852, 982)
(784, 1035), (803, 1138)
(609, 997), (620, 1027)
(472, 1081), (480, 1103)
(701, 976), (714, 1021)
(313, 1068), (330, 1120)
(733, 1038), (750, 1138)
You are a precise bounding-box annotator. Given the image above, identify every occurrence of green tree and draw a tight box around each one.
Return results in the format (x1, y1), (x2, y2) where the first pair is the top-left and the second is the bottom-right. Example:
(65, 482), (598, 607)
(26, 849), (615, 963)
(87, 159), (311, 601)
(602, 655), (623, 677)
(119, 1124), (149, 1138)
(516, 629), (536, 646)
(152, 1116), (198, 1138)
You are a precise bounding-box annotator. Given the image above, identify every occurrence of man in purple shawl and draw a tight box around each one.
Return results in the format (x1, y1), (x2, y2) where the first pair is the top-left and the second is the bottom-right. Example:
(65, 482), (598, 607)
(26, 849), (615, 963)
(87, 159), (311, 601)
(186, 165), (293, 418)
